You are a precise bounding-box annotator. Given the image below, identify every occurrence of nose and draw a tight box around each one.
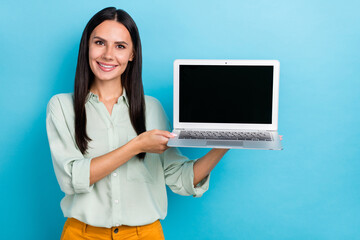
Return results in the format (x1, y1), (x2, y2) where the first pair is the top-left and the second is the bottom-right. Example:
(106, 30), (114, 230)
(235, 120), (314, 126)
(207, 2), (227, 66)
(102, 45), (114, 60)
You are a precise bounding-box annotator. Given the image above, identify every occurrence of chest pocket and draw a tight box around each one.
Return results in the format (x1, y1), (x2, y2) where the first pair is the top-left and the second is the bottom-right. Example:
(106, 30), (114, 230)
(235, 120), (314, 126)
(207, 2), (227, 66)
(126, 135), (155, 183)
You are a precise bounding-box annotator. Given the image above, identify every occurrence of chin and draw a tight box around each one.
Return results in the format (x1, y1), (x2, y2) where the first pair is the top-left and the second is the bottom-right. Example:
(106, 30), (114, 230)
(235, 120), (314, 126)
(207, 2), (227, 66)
(93, 70), (122, 82)
(96, 76), (120, 82)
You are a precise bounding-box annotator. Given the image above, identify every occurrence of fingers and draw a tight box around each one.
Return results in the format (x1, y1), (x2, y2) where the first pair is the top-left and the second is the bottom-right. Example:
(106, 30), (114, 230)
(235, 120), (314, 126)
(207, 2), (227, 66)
(149, 139), (169, 154)
(157, 135), (170, 145)
(137, 130), (171, 154)
(152, 129), (175, 138)
(153, 134), (170, 153)
(160, 145), (170, 152)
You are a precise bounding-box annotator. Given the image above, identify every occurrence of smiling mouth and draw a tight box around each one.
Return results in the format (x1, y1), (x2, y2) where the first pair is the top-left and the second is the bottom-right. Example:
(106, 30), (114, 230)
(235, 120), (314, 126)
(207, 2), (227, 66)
(97, 62), (118, 71)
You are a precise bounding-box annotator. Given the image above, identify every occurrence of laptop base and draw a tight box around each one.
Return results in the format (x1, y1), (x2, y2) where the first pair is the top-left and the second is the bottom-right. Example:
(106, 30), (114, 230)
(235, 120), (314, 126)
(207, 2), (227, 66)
(167, 130), (283, 150)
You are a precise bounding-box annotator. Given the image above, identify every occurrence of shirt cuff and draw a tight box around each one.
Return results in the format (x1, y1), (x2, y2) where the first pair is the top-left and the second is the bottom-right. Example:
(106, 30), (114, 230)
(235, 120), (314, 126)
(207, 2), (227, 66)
(181, 160), (210, 198)
(71, 158), (94, 193)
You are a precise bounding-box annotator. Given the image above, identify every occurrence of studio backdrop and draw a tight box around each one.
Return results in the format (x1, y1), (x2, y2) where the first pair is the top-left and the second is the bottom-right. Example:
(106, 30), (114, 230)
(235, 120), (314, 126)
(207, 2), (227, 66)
(0, 0), (359, 239)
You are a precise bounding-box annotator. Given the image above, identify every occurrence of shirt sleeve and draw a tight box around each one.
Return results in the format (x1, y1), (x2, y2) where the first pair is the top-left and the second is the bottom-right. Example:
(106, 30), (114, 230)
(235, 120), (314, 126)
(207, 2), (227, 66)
(146, 97), (210, 198)
(46, 95), (94, 195)
(161, 148), (210, 198)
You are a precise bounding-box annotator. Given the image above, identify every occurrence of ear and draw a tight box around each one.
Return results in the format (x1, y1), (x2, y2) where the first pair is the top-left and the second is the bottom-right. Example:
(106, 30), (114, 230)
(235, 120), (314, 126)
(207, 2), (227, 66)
(129, 52), (134, 62)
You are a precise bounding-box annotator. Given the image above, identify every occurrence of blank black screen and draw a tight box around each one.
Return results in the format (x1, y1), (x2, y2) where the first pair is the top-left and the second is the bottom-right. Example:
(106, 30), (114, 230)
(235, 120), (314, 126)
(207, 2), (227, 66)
(179, 65), (273, 124)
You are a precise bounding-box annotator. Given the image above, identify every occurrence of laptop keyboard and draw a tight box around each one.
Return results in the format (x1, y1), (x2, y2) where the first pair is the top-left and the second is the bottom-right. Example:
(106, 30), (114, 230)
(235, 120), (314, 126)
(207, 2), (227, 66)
(178, 131), (272, 141)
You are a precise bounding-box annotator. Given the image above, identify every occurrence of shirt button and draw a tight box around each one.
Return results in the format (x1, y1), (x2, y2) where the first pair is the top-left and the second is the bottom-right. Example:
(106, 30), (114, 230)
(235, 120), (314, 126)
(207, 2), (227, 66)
(112, 173), (117, 177)
(114, 199), (119, 204)
(114, 228), (119, 233)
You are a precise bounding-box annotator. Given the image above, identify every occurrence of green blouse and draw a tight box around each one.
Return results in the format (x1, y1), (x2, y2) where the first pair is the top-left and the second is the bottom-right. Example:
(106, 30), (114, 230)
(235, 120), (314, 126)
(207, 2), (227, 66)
(46, 90), (210, 228)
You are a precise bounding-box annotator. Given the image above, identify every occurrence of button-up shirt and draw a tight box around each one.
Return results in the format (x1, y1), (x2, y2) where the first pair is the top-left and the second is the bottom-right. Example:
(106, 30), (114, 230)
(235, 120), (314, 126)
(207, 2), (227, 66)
(46, 90), (210, 228)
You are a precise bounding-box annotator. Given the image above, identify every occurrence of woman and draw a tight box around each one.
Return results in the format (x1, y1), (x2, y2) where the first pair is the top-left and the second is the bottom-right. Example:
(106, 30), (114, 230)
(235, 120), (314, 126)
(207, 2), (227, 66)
(46, 7), (228, 240)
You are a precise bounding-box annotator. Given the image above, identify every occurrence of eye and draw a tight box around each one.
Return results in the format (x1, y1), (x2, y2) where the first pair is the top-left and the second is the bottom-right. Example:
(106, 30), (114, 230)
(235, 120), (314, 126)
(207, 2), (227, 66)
(95, 40), (104, 45)
(116, 44), (125, 49)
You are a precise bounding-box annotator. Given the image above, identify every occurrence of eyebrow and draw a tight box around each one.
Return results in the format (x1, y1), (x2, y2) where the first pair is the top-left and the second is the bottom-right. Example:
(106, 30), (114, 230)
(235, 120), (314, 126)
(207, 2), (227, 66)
(93, 36), (129, 45)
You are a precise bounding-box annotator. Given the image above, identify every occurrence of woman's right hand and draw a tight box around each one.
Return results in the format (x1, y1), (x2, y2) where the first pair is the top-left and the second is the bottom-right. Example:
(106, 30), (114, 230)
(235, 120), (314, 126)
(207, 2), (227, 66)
(133, 129), (175, 154)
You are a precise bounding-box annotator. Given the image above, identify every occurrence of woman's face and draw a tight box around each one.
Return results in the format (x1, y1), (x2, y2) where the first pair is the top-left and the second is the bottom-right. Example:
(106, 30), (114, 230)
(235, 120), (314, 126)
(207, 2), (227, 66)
(88, 20), (134, 83)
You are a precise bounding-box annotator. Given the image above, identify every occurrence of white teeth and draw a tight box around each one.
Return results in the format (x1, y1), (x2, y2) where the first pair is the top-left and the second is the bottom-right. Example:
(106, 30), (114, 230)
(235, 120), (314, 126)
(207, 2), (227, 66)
(99, 63), (116, 68)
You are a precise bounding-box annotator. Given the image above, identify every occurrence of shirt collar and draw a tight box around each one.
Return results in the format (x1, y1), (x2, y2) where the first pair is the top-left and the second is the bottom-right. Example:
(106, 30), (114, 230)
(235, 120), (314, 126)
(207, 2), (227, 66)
(86, 88), (129, 107)
(121, 88), (130, 107)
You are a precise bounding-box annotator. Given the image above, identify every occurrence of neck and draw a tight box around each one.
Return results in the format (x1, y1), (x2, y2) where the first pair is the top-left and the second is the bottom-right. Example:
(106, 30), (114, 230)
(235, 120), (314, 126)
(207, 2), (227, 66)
(90, 78), (123, 102)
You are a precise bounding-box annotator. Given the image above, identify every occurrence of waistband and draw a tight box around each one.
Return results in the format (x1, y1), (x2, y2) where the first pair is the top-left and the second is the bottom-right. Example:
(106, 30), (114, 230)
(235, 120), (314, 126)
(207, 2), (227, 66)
(65, 217), (161, 235)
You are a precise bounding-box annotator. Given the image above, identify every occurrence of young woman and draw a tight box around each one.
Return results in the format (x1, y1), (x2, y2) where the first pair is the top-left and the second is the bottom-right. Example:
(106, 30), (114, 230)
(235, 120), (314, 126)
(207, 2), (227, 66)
(46, 7), (228, 240)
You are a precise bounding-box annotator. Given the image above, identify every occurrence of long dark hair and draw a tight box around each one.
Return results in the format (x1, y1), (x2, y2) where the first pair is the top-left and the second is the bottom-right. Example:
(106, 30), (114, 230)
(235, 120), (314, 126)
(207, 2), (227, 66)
(74, 7), (146, 159)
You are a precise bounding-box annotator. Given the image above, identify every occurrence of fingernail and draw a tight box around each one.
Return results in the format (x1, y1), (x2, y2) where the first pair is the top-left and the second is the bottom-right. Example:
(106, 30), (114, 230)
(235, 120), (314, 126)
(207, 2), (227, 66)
(170, 133), (177, 136)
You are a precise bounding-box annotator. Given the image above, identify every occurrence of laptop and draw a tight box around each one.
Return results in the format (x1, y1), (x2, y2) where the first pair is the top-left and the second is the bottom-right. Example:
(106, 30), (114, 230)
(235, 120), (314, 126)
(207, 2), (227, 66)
(167, 59), (283, 150)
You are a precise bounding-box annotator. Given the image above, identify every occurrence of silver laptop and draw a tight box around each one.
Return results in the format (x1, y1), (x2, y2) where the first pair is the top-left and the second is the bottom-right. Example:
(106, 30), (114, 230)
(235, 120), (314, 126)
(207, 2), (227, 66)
(167, 59), (283, 150)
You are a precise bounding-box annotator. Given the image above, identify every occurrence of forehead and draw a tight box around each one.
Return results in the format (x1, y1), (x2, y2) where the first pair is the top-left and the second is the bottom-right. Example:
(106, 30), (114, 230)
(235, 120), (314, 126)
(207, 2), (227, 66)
(91, 20), (132, 42)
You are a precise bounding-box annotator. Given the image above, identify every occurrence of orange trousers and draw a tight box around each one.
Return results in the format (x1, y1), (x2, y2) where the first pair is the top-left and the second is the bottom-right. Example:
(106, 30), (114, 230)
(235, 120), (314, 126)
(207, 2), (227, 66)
(60, 218), (165, 240)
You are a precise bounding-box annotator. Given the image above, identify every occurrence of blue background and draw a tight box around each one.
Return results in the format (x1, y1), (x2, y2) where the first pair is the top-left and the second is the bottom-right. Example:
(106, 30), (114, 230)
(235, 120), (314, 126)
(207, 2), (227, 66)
(1, 0), (359, 239)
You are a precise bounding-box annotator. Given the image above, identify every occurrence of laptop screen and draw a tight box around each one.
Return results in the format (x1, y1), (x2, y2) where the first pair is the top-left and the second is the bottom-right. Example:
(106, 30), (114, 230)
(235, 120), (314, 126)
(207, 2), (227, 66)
(179, 65), (274, 124)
